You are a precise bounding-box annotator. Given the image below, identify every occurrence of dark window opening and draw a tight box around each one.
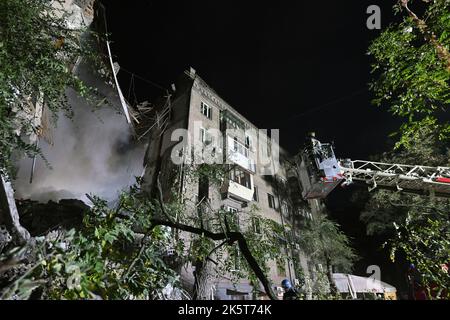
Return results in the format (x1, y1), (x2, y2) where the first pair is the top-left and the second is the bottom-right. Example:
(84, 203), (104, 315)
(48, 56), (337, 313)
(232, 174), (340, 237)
(253, 186), (259, 202)
(267, 193), (276, 209)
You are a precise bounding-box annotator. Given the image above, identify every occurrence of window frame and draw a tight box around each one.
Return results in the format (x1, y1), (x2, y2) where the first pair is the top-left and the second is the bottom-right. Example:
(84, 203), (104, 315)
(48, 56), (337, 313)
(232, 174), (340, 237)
(200, 101), (212, 120)
(267, 193), (276, 209)
(225, 206), (240, 232)
(252, 216), (261, 234)
(245, 134), (252, 150)
(230, 167), (252, 189)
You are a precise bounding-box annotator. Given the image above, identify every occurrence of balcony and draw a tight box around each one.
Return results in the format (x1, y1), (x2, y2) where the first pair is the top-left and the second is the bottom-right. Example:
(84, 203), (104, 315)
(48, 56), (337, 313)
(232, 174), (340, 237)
(226, 136), (256, 173)
(227, 181), (254, 202)
(220, 166), (255, 202)
(220, 110), (247, 131)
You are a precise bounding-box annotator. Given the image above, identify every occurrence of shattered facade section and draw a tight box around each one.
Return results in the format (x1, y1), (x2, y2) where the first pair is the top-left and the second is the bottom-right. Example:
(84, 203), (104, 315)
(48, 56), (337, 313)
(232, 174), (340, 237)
(2, 0), (144, 248)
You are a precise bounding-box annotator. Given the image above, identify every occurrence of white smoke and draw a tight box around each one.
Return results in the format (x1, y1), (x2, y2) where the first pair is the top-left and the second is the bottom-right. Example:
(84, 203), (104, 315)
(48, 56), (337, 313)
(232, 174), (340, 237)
(14, 66), (147, 204)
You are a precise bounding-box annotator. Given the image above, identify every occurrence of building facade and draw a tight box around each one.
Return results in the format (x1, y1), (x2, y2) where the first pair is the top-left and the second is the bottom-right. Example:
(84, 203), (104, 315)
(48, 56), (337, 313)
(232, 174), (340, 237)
(141, 68), (317, 300)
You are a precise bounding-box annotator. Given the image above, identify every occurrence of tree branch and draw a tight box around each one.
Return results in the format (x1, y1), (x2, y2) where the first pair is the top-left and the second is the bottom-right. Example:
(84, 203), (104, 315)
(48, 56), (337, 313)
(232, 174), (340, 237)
(149, 218), (278, 300)
(122, 231), (152, 280)
(400, 0), (450, 71)
(389, 200), (448, 216)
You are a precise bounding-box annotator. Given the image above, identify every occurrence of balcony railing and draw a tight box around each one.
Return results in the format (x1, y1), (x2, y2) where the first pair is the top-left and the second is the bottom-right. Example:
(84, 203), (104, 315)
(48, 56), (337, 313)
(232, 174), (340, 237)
(226, 136), (256, 173)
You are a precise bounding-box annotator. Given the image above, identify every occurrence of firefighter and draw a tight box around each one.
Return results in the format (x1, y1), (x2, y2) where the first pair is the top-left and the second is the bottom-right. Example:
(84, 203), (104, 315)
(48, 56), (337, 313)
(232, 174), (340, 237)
(281, 279), (299, 300)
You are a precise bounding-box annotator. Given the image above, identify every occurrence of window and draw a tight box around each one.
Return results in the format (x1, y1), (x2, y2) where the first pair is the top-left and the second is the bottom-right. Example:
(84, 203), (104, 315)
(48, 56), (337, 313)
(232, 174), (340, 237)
(205, 131), (214, 145)
(226, 206), (238, 214)
(199, 127), (206, 143)
(232, 137), (249, 157)
(230, 167), (252, 189)
(245, 135), (251, 149)
(253, 186), (259, 202)
(200, 102), (212, 120)
(226, 206), (240, 231)
(199, 128), (215, 146)
(232, 246), (241, 271)
(267, 193), (276, 209)
(252, 217), (261, 234)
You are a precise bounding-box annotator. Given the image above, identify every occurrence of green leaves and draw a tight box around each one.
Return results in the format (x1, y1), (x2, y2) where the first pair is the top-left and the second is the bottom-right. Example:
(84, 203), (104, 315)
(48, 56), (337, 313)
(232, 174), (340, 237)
(388, 207), (450, 299)
(0, 186), (180, 300)
(297, 213), (357, 274)
(368, 1), (450, 149)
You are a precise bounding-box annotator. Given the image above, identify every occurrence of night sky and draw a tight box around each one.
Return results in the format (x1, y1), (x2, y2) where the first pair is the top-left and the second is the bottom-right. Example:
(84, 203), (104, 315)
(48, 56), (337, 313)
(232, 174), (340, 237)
(100, 1), (409, 291)
(101, 0), (403, 158)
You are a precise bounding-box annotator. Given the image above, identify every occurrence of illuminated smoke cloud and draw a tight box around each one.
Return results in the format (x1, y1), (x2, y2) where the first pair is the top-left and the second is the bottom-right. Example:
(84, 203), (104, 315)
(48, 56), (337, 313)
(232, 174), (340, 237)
(14, 65), (146, 204)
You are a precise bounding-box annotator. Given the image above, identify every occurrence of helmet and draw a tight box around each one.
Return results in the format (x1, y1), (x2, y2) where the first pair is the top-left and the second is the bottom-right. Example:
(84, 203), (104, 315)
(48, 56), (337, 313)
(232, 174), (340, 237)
(281, 279), (292, 289)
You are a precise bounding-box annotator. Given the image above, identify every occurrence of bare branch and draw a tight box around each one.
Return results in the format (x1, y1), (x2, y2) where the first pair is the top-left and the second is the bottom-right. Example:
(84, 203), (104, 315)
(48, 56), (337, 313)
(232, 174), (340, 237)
(149, 218), (279, 300)
(400, 0), (450, 71)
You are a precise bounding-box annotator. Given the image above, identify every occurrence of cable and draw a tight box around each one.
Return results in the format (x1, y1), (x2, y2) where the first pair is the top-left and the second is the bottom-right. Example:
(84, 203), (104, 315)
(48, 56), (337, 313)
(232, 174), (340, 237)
(119, 66), (167, 92)
(99, 3), (167, 93)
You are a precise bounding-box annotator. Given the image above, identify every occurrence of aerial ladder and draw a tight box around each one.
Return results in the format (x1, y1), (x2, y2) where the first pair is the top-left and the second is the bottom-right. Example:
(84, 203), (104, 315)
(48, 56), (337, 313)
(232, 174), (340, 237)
(299, 134), (450, 199)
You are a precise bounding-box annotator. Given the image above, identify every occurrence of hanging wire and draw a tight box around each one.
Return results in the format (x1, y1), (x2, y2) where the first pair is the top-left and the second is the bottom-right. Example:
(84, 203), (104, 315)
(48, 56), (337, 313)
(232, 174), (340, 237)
(119, 66), (167, 92)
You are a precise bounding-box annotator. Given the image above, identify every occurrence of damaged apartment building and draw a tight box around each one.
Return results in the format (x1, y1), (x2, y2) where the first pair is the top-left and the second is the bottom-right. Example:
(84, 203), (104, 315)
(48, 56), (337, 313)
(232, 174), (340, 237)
(1, 0), (327, 300)
(1, 1), (141, 246)
(140, 68), (321, 300)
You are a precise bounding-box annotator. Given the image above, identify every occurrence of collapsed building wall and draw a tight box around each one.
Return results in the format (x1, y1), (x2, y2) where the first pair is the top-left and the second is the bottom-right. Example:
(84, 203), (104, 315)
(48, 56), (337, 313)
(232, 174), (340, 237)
(1, 0), (145, 249)
(0, 0), (95, 245)
(14, 59), (146, 204)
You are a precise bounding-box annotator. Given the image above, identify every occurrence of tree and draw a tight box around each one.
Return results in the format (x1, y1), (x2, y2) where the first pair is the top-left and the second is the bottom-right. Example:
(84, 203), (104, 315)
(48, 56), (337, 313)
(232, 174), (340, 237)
(0, 165), (288, 300)
(0, 188), (180, 300)
(297, 212), (357, 296)
(159, 163), (285, 300)
(368, 0), (450, 149)
(388, 201), (450, 299)
(366, 2), (450, 298)
(360, 125), (450, 236)
(358, 127), (450, 299)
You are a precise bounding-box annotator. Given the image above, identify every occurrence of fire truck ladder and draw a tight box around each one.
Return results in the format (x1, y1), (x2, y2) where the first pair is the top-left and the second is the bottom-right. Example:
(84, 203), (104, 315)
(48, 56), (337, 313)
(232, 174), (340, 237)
(338, 160), (450, 198)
